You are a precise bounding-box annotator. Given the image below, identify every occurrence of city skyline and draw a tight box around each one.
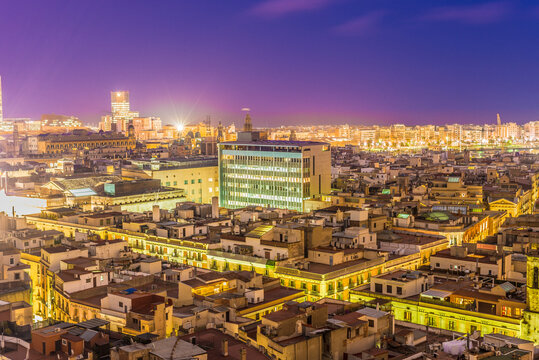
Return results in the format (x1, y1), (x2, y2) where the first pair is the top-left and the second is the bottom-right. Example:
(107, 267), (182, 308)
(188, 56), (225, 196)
(2, 1), (539, 355)
(2, 1), (539, 126)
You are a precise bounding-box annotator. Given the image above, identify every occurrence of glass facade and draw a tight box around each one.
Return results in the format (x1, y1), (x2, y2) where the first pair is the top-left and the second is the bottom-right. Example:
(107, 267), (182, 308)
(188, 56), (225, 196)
(219, 145), (310, 212)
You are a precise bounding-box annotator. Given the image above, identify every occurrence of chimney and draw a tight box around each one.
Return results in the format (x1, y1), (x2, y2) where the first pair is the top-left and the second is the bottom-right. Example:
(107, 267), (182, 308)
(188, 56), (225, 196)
(221, 339), (228, 357)
(152, 205), (160, 222)
(240, 348), (247, 360)
(212, 196), (219, 219)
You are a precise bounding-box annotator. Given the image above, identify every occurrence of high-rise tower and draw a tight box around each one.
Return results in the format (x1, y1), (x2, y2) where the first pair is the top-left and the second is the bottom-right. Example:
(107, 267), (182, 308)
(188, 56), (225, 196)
(111, 91), (130, 114)
(109, 91), (138, 132)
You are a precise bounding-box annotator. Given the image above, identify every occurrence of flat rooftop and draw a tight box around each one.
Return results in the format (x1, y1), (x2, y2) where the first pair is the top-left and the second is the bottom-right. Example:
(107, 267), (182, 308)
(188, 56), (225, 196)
(431, 249), (499, 264)
(219, 139), (329, 147)
(239, 286), (304, 311)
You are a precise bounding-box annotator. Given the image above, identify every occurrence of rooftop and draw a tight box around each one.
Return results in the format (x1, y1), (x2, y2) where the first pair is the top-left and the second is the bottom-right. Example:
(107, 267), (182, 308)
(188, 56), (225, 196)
(356, 307), (389, 319)
(179, 328), (267, 360)
(219, 139), (329, 147)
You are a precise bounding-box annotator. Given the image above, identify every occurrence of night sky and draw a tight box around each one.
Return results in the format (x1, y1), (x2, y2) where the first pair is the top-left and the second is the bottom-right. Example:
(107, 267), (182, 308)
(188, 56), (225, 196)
(1, 0), (539, 126)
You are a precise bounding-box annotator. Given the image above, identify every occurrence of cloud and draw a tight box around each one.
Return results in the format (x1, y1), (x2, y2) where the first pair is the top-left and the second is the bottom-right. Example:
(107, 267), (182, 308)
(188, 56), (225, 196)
(250, 0), (335, 17)
(421, 1), (510, 24)
(333, 10), (386, 35)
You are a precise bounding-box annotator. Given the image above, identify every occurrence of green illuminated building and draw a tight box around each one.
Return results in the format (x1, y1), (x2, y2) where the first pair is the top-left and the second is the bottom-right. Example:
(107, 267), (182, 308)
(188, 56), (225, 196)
(218, 128), (330, 212)
(522, 253), (539, 343)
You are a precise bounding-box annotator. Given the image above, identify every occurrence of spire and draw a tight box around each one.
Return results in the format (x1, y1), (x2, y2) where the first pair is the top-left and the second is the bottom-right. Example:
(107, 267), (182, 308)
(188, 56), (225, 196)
(217, 121), (224, 142)
(289, 129), (297, 141)
(243, 113), (252, 132)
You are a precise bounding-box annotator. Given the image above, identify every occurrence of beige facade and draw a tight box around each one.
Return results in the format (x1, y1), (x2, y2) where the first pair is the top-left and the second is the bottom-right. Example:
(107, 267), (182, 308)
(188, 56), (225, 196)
(370, 270), (433, 298)
(37, 130), (136, 155)
(122, 159), (218, 204)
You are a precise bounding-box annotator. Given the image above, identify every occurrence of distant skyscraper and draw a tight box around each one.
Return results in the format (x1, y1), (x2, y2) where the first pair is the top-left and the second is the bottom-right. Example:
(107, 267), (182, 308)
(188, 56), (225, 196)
(0, 76), (3, 123)
(109, 91), (138, 132)
(111, 91), (130, 114)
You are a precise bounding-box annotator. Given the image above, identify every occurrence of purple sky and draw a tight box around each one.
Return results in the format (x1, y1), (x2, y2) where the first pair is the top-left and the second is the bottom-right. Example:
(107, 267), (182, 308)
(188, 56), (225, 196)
(1, 0), (539, 126)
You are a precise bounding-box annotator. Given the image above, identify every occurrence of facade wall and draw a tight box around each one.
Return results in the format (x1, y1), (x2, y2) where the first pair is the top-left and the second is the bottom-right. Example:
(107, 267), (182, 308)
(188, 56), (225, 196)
(350, 291), (521, 338)
(147, 166), (218, 204)
(219, 142), (330, 212)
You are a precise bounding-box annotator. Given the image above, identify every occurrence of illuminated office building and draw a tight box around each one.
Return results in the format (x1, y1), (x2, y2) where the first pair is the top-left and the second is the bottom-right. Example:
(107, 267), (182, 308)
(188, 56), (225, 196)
(109, 90), (139, 132)
(111, 90), (130, 114)
(219, 115), (331, 212)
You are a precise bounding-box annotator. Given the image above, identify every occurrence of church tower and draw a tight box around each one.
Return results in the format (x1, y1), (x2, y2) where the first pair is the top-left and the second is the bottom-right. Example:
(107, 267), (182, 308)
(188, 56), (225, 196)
(243, 113), (252, 132)
(127, 122), (135, 139)
(289, 129), (297, 141)
(12, 122), (20, 156)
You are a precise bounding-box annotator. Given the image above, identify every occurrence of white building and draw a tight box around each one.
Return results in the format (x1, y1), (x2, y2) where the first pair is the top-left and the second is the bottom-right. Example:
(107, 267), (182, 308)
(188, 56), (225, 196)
(370, 270), (433, 298)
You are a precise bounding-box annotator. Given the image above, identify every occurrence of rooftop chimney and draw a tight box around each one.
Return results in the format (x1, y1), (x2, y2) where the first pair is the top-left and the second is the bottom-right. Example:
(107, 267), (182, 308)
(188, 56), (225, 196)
(212, 196), (219, 219)
(221, 339), (228, 357)
(152, 205), (160, 223)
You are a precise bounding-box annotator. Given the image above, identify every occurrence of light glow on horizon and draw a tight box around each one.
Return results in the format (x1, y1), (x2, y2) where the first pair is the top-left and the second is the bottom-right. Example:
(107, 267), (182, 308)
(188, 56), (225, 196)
(175, 121), (185, 132)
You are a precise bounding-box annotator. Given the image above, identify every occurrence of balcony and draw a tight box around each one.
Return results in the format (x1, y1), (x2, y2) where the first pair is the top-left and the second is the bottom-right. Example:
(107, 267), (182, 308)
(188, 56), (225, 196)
(327, 289), (335, 295)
